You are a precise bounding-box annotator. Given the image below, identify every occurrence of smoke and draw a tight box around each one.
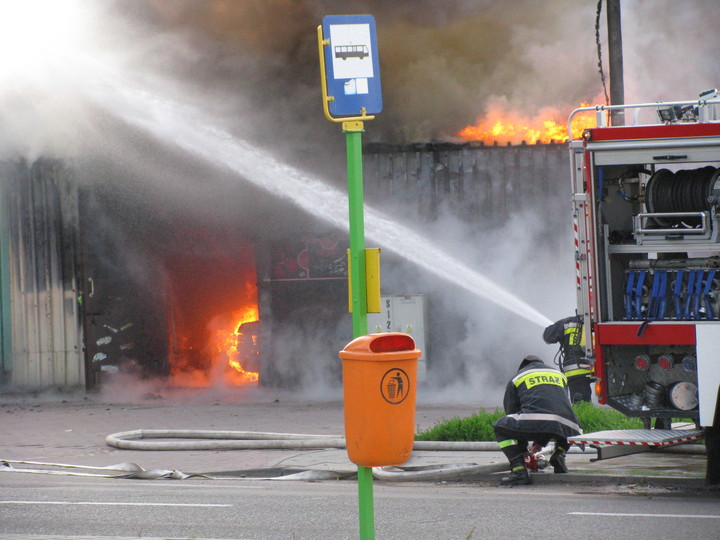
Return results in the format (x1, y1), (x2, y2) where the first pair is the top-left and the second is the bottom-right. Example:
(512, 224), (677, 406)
(3, 1), (719, 159)
(107, 0), (601, 145)
(621, 0), (720, 104)
(375, 199), (574, 405)
(113, 0), (720, 145)
(111, 0), (713, 403)
(1, 1), (718, 402)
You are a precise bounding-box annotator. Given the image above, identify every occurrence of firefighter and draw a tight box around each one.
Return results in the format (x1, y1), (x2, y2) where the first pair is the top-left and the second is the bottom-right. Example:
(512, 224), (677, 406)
(493, 355), (582, 485)
(543, 315), (593, 403)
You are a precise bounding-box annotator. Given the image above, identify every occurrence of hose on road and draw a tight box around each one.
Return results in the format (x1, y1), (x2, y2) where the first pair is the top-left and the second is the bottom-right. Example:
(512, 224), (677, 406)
(104, 429), (599, 482)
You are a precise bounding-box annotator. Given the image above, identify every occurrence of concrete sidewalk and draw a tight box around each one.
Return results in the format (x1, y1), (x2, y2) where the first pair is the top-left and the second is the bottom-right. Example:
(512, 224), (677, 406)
(0, 388), (709, 488)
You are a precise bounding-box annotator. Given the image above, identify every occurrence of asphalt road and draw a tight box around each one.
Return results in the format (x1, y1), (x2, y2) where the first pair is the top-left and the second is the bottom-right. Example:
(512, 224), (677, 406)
(1, 473), (719, 540)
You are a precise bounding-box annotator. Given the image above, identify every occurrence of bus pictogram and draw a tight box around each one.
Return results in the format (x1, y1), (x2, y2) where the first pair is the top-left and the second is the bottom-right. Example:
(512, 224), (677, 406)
(334, 44), (369, 60)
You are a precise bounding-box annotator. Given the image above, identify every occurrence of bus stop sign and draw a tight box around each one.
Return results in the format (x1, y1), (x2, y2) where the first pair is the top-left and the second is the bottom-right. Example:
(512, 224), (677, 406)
(322, 14), (382, 117)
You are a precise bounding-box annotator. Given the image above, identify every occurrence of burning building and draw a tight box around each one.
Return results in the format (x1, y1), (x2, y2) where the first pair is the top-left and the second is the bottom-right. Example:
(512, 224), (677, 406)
(0, 1), (579, 397)
(0, 134), (569, 394)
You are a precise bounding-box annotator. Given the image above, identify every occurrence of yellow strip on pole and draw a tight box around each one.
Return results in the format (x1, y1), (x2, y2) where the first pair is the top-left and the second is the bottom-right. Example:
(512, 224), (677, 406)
(365, 248), (381, 313)
(348, 248), (381, 313)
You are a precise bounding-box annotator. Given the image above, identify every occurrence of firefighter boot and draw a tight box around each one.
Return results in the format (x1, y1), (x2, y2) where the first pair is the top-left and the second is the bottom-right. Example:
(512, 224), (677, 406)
(550, 446), (568, 474)
(500, 458), (531, 486)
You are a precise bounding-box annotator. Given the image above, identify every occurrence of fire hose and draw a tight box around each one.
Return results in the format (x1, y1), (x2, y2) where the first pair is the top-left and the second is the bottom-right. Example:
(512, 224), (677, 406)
(101, 429), (602, 482)
(2, 429), (704, 481)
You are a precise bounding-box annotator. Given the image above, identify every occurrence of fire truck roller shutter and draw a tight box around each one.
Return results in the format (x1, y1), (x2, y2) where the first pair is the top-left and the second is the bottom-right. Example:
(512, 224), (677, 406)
(695, 324), (720, 428)
(701, 332), (720, 486)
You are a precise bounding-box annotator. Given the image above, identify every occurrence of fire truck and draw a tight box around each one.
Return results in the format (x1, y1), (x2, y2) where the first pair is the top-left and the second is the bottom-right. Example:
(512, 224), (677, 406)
(566, 90), (720, 483)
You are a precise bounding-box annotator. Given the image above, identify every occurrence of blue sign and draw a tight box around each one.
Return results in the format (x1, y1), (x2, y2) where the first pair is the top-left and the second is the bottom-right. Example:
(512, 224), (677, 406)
(322, 14), (382, 116)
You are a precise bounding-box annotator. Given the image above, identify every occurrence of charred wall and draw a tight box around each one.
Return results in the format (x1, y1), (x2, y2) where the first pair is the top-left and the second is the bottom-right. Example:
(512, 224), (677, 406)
(363, 141), (568, 226)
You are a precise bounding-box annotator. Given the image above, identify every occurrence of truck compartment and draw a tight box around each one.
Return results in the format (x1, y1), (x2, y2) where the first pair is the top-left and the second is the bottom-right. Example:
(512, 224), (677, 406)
(602, 343), (699, 420)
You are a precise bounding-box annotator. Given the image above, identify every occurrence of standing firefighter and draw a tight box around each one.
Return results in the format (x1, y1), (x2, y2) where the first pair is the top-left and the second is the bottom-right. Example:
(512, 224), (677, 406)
(493, 355), (582, 485)
(543, 315), (593, 403)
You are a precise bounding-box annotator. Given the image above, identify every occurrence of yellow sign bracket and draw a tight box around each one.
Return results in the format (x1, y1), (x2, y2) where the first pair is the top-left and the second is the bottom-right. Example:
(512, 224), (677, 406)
(317, 25), (375, 132)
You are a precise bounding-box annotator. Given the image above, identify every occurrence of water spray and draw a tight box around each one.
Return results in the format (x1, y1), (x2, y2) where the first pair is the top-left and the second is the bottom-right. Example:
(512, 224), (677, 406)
(84, 81), (552, 328)
(0, 2), (552, 328)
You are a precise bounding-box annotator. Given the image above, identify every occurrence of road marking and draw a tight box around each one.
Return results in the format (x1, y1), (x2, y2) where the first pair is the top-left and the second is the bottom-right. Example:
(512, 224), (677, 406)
(569, 512), (720, 519)
(0, 500), (232, 507)
(140, 481), (265, 489)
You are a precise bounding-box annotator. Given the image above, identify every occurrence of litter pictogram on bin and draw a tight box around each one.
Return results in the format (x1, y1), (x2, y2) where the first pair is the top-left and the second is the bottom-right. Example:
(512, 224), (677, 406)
(381, 368), (410, 404)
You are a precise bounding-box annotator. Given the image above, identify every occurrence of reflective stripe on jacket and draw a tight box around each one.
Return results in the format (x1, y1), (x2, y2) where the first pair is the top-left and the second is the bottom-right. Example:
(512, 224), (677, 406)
(496, 358), (582, 439)
(543, 316), (588, 374)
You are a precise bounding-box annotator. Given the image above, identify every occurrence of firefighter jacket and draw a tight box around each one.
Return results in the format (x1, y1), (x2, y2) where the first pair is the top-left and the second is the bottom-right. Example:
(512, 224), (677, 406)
(495, 357), (582, 440)
(543, 316), (591, 377)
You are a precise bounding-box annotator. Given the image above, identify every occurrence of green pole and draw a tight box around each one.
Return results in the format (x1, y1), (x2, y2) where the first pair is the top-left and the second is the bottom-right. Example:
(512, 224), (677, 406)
(346, 126), (368, 337)
(357, 465), (374, 540)
(345, 124), (373, 540)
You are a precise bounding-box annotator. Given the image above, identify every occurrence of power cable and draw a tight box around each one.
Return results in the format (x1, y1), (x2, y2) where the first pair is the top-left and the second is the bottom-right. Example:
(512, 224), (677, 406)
(595, 0), (610, 106)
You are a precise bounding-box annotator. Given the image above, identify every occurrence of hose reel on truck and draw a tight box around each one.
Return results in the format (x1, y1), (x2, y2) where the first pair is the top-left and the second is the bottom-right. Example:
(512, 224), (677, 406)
(643, 165), (720, 231)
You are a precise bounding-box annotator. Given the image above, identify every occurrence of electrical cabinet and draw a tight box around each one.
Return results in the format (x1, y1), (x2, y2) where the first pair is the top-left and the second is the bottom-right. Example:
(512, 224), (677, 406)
(367, 295), (428, 381)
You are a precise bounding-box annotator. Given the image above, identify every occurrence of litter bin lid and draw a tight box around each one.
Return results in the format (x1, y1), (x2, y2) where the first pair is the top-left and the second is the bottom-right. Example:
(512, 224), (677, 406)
(339, 332), (421, 361)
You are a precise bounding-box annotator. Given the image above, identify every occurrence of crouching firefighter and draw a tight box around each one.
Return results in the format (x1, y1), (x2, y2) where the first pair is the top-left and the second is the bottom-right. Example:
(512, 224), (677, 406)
(493, 355), (582, 485)
(543, 315), (593, 403)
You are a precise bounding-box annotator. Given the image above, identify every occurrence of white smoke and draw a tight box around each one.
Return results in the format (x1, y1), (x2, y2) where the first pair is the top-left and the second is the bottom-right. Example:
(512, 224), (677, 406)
(0, 0), (717, 404)
(621, 0), (720, 104)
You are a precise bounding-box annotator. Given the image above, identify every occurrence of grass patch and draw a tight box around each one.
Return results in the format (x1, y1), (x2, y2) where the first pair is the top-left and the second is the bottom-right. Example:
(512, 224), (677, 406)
(416, 409), (505, 442)
(571, 401), (644, 432)
(415, 402), (645, 442)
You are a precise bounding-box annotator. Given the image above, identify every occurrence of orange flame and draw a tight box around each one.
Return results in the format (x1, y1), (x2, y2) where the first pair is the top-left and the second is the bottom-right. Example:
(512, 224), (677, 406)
(164, 246), (260, 389)
(168, 304), (261, 388)
(221, 306), (260, 385)
(458, 102), (595, 145)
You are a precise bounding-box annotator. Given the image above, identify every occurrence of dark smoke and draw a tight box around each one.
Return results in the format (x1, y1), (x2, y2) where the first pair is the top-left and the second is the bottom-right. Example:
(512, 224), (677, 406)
(116, 0), (720, 148)
(117, 0), (599, 146)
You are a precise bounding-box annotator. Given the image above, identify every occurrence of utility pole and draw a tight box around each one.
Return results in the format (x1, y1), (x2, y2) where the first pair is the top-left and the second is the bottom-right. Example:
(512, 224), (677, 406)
(606, 0), (625, 126)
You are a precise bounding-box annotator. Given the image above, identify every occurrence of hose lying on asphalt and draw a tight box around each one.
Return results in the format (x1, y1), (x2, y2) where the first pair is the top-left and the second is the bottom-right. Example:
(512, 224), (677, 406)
(4, 430), (703, 481)
(104, 429), (507, 452)
(0, 459), (208, 479)
(105, 429), (348, 451)
(103, 429), (601, 482)
(372, 462), (510, 482)
(104, 429), (706, 455)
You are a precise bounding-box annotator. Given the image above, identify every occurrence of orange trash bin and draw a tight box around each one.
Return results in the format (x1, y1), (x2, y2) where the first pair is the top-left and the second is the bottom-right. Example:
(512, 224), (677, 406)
(339, 332), (421, 467)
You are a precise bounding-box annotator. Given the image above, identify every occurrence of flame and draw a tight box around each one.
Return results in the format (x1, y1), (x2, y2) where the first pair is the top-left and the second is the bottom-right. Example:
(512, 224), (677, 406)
(164, 246), (261, 389)
(169, 305), (260, 388)
(458, 102), (595, 145)
(221, 306), (260, 385)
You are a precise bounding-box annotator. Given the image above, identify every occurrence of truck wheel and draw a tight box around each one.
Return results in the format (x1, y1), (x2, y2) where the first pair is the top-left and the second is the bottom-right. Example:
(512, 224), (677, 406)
(706, 425), (720, 487)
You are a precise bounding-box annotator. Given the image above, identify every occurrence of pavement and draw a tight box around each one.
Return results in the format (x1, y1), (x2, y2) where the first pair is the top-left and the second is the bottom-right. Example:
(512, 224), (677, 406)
(0, 385), (711, 489)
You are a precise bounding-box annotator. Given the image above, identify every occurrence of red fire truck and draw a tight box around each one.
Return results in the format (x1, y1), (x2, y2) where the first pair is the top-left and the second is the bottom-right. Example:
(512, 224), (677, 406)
(566, 90), (720, 483)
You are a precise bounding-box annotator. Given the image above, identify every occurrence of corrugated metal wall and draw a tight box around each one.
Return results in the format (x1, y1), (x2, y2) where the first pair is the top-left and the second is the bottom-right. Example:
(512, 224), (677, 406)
(0, 160), (83, 389)
(362, 141), (569, 225)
